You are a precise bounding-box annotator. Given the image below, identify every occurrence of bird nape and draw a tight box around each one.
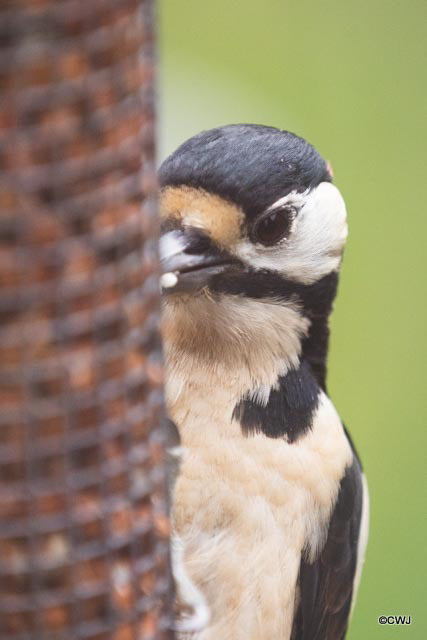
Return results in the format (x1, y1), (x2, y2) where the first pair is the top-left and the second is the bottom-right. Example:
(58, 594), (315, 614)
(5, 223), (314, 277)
(159, 124), (369, 640)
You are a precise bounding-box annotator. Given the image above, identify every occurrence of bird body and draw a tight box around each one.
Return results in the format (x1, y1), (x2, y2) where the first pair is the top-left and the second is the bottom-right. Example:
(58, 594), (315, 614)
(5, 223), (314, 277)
(159, 125), (368, 640)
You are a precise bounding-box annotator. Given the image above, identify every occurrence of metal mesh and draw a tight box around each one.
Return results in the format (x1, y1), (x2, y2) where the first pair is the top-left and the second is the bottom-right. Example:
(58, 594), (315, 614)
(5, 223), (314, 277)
(0, 1), (172, 638)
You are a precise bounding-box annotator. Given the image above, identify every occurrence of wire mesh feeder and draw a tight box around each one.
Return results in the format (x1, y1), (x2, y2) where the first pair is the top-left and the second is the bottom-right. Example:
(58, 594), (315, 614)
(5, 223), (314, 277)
(0, 1), (173, 638)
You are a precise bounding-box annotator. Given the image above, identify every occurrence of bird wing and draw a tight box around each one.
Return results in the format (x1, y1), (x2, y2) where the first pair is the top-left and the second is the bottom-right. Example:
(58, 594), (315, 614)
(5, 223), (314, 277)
(291, 450), (367, 640)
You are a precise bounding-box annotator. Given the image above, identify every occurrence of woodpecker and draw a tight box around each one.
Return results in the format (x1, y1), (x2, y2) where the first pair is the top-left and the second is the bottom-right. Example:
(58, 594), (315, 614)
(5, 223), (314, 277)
(159, 125), (369, 640)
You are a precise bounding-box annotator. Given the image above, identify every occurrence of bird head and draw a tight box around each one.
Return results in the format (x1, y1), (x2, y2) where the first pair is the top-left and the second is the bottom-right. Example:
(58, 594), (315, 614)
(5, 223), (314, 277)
(159, 125), (347, 389)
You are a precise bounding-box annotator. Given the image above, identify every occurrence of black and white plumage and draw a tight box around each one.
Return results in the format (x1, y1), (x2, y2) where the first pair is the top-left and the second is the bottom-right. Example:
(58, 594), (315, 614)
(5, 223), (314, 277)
(159, 125), (369, 640)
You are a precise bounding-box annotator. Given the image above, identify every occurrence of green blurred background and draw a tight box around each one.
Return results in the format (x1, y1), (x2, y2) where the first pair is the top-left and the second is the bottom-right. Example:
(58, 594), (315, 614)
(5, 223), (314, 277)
(159, 1), (426, 637)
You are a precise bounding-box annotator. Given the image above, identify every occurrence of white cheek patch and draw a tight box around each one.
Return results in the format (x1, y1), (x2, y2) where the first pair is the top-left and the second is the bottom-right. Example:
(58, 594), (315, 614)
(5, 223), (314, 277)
(234, 182), (348, 285)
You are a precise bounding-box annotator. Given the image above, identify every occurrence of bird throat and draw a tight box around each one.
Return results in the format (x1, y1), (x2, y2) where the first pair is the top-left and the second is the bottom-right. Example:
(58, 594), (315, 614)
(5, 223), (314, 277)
(161, 287), (336, 444)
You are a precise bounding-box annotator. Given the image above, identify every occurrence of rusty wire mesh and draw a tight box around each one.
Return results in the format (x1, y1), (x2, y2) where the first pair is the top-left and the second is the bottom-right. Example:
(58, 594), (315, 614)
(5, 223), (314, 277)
(0, 1), (173, 638)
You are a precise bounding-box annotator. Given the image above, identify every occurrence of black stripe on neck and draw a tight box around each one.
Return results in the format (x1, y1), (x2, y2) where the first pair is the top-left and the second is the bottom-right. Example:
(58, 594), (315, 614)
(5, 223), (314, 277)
(210, 269), (339, 391)
(232, 360), (320, 443)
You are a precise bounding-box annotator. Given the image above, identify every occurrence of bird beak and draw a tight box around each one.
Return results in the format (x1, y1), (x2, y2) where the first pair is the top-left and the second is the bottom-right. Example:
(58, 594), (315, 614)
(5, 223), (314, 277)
(159, 229), (233, 294)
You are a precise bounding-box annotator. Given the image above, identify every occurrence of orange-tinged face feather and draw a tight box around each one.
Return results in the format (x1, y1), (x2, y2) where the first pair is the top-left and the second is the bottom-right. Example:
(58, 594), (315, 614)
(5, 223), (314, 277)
(160, 186), (245, 250)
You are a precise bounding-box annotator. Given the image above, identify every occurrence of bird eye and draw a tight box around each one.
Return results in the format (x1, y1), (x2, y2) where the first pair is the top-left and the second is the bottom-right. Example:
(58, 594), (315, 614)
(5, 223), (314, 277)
(252, 207), (294, 246)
